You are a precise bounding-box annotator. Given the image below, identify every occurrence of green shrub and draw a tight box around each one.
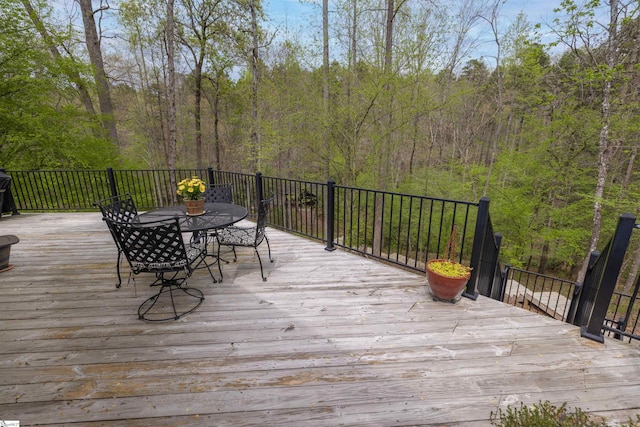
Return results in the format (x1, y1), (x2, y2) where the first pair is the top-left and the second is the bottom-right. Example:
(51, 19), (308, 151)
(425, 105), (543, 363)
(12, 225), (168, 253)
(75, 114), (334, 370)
(490, 401), (640, 427)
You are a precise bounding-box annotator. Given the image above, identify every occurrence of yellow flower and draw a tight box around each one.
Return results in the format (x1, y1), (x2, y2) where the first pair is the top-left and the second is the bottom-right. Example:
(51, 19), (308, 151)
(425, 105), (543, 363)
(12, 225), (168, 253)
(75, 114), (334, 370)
(177, 176), (206, 200)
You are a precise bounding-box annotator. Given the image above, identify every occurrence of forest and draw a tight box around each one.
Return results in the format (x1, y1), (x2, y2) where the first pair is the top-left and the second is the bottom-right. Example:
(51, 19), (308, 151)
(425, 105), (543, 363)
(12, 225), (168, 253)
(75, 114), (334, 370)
(0, 0), (639, 284)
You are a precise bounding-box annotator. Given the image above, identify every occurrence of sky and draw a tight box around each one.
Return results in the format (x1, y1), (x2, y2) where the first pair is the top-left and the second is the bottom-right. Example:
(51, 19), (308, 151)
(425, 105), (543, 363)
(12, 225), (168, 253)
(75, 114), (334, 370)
(261, 0), (571, 63)
(263, 0), (563, 31)
(49, 0), (602, 72)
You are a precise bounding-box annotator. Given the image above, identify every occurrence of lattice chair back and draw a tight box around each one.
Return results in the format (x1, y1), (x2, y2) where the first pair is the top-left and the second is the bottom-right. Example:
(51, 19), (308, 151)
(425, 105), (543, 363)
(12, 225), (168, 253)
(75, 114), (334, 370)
(204, 183), (233, 204)
(94, 193), (138, 223)
(109, 217), (195, 275)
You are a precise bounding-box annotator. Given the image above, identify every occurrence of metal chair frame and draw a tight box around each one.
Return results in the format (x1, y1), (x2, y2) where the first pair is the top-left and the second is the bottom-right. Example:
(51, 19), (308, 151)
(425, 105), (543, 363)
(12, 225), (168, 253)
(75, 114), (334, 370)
(215, 197), (274, 281)
(94, 193), (138, 288)
(106, 217), (215, 321)
(204, 183), (233, 204)
(203, 183), (234, 261)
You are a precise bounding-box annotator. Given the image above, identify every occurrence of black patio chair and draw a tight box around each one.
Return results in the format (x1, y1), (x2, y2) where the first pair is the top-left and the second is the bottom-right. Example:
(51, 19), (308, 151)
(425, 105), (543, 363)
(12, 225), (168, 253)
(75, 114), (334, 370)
(94, 193), (139, 288)
(204, 183), (233, 204)
(106, 216), (215, 321)
(215, 196), (274, 281)
(203, 183), (234, 258)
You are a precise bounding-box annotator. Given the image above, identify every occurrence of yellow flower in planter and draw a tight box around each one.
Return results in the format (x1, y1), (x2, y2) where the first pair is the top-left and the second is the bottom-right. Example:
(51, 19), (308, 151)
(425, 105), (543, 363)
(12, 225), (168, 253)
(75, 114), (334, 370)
(427, 259), (472, 278)
(177, 176), (206, 200)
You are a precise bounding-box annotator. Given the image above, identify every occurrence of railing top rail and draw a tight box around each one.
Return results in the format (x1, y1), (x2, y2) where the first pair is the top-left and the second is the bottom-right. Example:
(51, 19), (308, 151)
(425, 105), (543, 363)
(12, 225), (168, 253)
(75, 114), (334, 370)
(261, 174), (325, 185)
(334, 183), (480, 207)
(505, 265), (578, 286)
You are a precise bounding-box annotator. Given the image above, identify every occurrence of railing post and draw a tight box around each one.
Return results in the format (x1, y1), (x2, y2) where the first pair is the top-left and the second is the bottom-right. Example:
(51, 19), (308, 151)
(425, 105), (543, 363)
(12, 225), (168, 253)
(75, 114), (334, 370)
(325, 180), (336, 252)
(464, 196), (490, 300)
(107, 167), (118, 198)
(581, 213), (636, 343)
(207, 167), (215, 185)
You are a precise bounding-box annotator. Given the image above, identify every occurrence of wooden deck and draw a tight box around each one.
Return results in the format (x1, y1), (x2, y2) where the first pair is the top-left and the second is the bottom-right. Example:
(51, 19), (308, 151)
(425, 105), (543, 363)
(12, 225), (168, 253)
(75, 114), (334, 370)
(1, 212), (639, 426)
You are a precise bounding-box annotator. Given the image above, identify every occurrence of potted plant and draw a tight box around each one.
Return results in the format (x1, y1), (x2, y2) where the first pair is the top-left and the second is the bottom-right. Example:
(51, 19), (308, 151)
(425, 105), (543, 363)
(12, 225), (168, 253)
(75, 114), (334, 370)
(426, 225), (472, 302)
(177, 176), (206, 215)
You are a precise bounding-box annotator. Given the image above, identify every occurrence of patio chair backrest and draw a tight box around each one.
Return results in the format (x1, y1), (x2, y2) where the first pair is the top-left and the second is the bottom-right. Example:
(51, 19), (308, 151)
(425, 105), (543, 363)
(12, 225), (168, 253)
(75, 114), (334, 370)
(204, 184), (233, 204)
(94, 193), (138, 223)
(107, 217), (192, 275)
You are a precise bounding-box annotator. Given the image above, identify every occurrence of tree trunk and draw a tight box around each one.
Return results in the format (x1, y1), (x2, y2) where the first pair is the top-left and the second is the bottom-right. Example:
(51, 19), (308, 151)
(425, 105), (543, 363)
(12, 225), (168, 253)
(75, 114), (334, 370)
(322, 0), (330, 179)
(77, 0), (119, 146)
(578, 0), (619, 282)
(202, 75), (223, 169)
(622, 146), (637, 189)
(194, 60), (203, 169)
(482, 1), (503, 197)
(623, 239), (640, 294)
(250, 0), (260, 172)
(213, 80), (221, 170)
(539, 241), (549, 275)
(373, 0), (395, 256)
(166, 0), (178, 194)
(22, 0), (97, 117)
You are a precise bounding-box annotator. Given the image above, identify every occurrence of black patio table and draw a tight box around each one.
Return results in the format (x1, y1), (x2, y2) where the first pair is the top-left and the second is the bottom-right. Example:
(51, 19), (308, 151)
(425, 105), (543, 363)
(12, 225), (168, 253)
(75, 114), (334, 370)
(136, 202), (248, 233)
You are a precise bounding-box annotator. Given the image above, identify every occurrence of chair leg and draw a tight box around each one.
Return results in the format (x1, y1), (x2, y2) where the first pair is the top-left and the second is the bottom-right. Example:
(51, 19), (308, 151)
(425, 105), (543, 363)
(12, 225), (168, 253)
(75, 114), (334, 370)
(254, 248), (267, 281)
(138, 273), (204, 321)
(197, 251), (218, 283)
(115, 250), (123, 289)
(191, 247), (219, 283)
(264, 235), (274, 263)
(216, 239), (224, 282)
(209, 232), (231, 263)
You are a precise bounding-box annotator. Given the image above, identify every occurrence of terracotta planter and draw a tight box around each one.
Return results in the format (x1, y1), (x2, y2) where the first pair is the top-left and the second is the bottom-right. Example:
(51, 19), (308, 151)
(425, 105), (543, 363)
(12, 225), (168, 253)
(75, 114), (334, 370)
(184, 199), (205, 216)
(426, 259), (471, 302)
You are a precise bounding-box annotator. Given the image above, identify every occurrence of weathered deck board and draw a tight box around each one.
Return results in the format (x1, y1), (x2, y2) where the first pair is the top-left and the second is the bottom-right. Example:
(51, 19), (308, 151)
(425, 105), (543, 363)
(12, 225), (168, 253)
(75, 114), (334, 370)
(1, 212), (639, 426)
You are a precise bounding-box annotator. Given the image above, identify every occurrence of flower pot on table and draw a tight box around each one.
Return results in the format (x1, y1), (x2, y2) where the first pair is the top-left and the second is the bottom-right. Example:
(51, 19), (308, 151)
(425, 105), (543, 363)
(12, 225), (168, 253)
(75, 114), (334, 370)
(184, 199), (205, 216)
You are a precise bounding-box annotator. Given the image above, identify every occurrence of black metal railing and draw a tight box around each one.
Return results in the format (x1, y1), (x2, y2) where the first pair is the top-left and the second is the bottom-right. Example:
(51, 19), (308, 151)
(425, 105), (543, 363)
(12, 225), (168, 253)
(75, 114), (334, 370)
(260, 175), (326, 242)
(572, 213), (636, 343)
(500, 266), (580, 322)
(7, 169), (110, 211)
(4, 167), (499, 295)
(331, 184), (478, 275)
(604, 278), (640, 344)
(6, 168), (208, 211)
(494, 215), (640, 344)
(472, 203), (503, 301)
(208, 169), (258, 214)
